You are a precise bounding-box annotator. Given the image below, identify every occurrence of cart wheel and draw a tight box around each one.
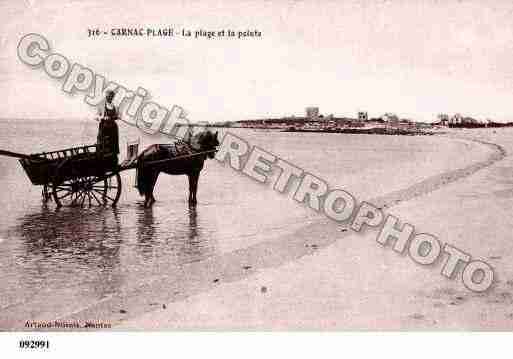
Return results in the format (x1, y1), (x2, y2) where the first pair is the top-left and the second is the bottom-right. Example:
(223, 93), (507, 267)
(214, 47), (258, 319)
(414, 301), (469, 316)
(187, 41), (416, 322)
(52, 173), (122, 208)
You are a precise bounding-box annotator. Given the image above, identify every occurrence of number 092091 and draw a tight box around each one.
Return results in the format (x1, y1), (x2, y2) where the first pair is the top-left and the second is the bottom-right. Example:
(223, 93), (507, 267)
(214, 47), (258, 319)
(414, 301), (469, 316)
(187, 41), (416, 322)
(19, 340), (50, 349)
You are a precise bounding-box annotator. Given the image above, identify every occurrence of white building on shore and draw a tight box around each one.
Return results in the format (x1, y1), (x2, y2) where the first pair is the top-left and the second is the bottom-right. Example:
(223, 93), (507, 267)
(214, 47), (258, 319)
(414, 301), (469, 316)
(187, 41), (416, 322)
(305, 107), (320, 120)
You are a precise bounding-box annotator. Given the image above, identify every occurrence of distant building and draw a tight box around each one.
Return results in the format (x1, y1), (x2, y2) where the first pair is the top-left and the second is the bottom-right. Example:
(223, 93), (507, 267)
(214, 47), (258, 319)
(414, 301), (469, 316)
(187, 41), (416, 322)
(306, 107), (320, 120)
(358, 111), (368, 122)
(450, 113), (463, 125)
(437, 113), (449, 126)
(462, 116), (479, 125)
(447, 113), (481, 127)
(382, 113), (399, 123)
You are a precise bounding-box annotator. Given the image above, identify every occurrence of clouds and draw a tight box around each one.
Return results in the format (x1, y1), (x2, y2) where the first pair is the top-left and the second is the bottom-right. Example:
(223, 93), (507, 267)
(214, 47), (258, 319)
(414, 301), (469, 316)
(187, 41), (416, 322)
(1, 0), (513, 122)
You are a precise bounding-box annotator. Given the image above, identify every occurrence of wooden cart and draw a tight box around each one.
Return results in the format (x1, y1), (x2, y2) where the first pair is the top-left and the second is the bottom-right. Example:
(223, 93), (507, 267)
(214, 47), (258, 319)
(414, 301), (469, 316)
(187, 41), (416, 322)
(1, 139), (216, 208)
(2, 145), (125, 207)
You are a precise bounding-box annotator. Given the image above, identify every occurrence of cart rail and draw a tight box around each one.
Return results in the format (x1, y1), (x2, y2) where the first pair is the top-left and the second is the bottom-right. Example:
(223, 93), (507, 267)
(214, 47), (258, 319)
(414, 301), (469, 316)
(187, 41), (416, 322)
(0, 145), (98, 161)
(31, 145), (98, 161)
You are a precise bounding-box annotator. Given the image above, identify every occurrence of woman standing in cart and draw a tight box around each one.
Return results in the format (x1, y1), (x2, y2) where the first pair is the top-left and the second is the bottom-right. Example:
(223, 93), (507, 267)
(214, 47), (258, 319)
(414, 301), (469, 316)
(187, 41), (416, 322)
(97, 90), (120, 166)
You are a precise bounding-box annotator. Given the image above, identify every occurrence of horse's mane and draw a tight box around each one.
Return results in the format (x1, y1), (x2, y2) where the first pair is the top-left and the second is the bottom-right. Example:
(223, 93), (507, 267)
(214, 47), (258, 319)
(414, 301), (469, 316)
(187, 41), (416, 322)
(189, 130), (217, 151)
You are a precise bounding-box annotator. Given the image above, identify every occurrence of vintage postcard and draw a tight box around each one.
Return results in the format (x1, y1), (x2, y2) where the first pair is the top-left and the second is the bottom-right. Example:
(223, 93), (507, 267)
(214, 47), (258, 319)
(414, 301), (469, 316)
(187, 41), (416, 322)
(1, 0), (513, 354)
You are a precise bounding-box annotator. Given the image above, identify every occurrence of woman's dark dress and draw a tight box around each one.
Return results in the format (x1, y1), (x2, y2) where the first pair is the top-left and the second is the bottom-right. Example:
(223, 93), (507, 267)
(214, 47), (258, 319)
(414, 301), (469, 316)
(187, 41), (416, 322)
(97, 103), (120, 166)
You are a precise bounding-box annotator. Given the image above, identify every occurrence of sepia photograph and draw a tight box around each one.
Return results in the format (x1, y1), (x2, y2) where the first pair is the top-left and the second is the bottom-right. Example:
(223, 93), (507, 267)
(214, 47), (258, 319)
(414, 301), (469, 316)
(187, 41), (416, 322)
(1, 0), (513, 356)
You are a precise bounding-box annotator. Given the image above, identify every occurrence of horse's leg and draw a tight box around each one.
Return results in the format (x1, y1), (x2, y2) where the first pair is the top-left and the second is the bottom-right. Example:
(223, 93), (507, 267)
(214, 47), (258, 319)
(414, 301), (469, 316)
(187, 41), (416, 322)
(144, 181), (152, 207)
(149, 170), (160, 206)
(145, 170), (159, 207)
(188, 172), (199, 206)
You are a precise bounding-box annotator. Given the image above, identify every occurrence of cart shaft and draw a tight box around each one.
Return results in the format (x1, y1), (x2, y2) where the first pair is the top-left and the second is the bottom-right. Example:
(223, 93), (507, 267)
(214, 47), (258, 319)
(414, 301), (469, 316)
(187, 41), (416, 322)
(0, 149), (34, 159)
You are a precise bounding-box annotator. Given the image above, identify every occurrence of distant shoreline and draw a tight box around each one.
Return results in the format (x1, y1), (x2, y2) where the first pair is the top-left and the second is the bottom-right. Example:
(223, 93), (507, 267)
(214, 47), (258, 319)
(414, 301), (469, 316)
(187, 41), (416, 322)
(209, 124), (434, 135)
(281, 127), (434, 136)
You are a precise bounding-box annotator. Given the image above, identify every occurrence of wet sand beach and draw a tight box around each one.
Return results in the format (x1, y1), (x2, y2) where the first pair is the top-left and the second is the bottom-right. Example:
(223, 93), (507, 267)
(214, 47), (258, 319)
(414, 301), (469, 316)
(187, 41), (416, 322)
(119, 128), (513, 330)
(0, 120), (506, 330)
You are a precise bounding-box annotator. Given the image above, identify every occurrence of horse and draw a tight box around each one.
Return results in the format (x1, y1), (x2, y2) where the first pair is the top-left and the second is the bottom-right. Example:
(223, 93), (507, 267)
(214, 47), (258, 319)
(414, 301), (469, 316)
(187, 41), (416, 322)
(136, 130), (220, 207)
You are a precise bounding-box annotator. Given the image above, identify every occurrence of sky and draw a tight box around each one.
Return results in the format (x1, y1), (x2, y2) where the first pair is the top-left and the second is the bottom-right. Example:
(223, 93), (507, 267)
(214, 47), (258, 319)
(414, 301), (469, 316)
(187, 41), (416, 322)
(1, 0), (513, 122)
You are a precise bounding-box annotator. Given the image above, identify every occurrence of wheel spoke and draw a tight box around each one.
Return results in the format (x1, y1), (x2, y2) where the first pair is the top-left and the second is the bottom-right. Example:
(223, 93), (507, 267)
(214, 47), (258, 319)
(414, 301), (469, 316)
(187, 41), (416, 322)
(93, 188), (115, 202)
(70, 191), (76, 205)
(80, 191), (87, 207)
(71, 191), (81, 206)
(89, 190), (102, 205)
(88, 178), (103, 185)
(75, 190), (86, 207)
(57, 191), (74, 200)
(104, 193), (116, 202)
(92, 188), (106, 197)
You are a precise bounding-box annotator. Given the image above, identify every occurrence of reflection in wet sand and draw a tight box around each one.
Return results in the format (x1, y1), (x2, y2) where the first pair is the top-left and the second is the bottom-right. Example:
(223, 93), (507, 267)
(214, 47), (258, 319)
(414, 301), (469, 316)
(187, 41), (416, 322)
(179, 207), (213, 263)
(0, 202), (217, 324)
(16, 206), (124, 299)
(136, 206), (157, 261)
(135, 205), (215, 265)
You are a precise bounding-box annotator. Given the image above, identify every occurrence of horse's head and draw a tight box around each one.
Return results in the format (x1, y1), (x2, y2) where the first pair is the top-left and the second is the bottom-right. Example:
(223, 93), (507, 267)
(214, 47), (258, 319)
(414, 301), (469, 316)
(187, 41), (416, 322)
(191, 130), (220, 159)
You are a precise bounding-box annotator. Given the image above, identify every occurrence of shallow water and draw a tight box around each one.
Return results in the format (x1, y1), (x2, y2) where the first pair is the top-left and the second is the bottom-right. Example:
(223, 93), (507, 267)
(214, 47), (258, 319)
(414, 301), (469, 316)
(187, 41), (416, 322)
(0, 119), (486, 324)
